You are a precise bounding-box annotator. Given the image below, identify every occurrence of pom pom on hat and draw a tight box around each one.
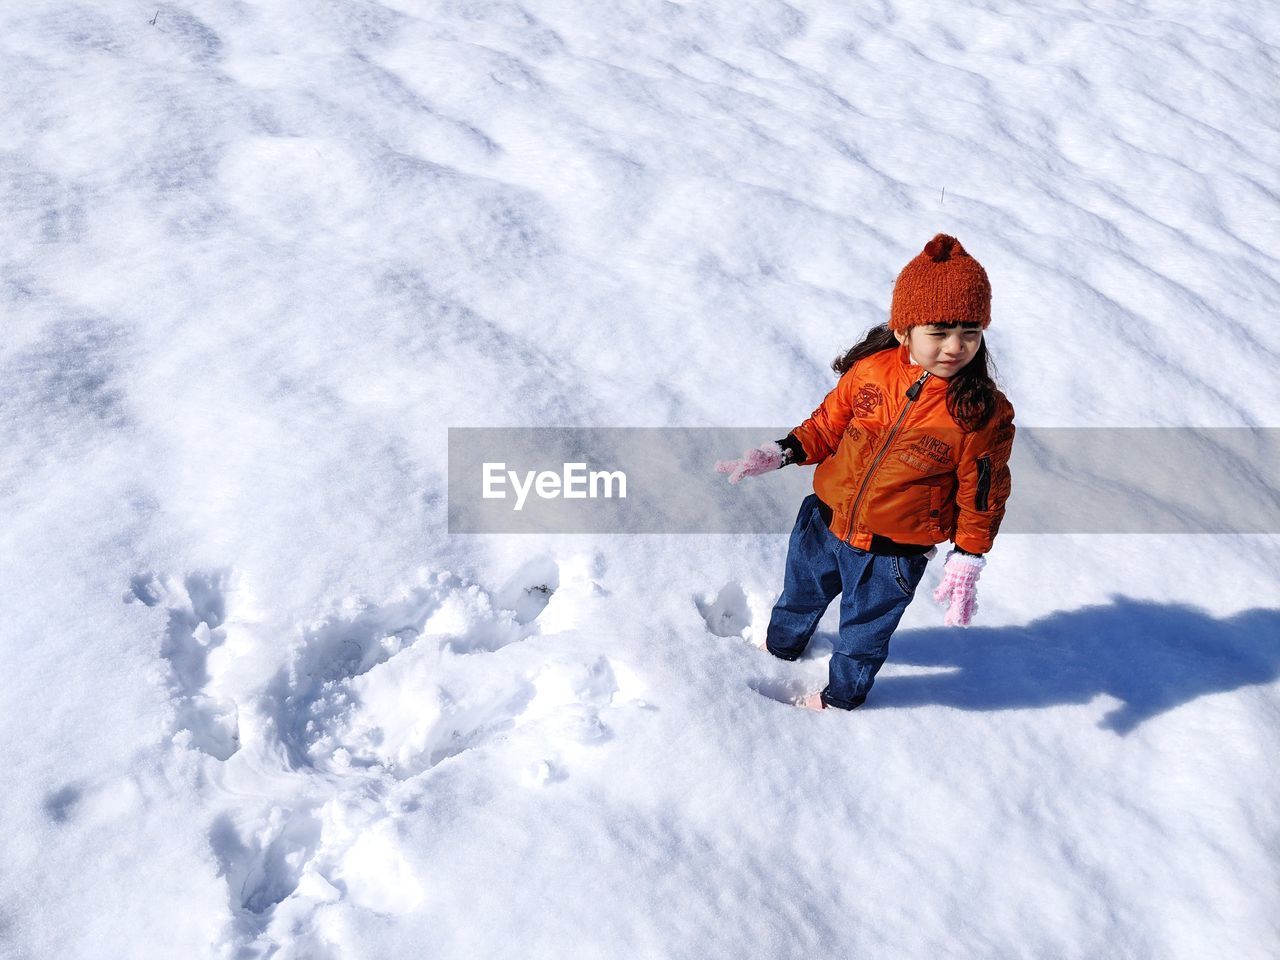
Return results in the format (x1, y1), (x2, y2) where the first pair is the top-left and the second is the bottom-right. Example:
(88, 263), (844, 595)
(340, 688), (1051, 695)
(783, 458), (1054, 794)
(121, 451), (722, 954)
(924, 234), (956, 261)
(890, 233), (991, 332)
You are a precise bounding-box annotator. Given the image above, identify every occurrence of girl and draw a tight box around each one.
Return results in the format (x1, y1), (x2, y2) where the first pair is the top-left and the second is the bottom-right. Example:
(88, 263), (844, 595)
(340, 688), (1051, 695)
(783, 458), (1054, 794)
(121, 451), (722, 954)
(715, 234), (1016, 711)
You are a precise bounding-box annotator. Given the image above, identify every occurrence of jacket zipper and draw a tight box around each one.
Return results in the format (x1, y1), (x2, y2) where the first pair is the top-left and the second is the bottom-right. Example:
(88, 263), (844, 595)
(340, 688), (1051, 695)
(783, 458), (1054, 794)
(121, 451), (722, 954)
(975, 456), (992, 512)
(843, 371), (931, 542)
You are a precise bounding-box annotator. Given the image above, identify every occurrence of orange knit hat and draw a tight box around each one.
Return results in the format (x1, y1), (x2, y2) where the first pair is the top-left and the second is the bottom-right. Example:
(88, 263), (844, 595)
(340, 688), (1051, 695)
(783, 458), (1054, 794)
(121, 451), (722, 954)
(889, 234), (991, 332)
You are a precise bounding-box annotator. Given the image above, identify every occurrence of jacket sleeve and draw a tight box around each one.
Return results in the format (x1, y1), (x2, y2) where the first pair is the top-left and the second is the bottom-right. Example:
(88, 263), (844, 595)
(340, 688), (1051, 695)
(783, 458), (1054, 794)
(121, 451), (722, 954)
(789, 366), (862, 466)
(953, 394), (1015, 555)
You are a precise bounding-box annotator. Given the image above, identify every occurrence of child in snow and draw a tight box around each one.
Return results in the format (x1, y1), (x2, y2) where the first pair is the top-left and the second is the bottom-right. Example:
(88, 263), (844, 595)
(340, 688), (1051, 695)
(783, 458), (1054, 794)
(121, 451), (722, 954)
(715, 234), (1015, 712)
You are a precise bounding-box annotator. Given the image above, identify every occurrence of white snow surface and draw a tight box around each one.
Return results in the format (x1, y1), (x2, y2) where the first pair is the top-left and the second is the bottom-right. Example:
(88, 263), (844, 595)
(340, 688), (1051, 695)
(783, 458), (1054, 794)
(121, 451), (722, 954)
(3, 1), (1279, 957)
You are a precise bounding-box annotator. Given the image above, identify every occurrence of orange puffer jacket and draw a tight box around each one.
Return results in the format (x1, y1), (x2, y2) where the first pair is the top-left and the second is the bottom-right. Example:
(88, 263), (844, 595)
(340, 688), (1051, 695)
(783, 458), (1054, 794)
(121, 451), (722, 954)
(790, 343), (1015, 555)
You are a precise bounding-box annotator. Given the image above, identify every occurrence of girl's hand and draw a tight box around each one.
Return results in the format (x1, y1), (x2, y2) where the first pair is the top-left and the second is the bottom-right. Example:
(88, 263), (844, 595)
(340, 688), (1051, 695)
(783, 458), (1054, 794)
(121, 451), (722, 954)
(932, 550), (986, 626)
(714, 442), (784, 485)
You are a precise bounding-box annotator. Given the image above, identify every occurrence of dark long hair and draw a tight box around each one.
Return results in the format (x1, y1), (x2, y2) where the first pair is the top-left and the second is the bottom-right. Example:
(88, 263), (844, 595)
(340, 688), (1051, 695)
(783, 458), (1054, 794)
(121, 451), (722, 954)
(832, 322), (1001, 432)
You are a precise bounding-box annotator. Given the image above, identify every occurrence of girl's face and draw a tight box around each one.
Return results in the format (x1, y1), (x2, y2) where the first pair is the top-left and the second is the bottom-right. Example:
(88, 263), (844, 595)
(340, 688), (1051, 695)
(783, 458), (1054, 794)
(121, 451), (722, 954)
(896, 323), (983, 378)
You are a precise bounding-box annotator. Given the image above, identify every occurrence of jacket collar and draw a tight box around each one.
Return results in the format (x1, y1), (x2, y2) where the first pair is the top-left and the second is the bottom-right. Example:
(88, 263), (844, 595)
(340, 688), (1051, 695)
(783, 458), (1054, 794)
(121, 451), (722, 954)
(895, 343), (950, 393)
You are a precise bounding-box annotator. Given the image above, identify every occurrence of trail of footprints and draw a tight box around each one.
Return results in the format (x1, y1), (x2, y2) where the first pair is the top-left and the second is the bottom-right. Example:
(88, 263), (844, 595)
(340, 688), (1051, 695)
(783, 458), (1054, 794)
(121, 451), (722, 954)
(50, 568), (786, 949)
(108, 555), (630, 947)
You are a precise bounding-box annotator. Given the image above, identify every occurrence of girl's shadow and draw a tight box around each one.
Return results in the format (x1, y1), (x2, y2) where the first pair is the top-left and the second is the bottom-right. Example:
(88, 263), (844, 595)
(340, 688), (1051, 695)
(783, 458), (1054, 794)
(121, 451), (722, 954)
(856, 598), (1278, 734)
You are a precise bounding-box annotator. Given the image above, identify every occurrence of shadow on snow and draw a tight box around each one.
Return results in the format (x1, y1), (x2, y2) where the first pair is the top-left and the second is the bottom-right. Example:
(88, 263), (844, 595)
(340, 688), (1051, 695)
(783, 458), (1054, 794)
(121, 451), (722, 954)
(855, 597), (1278, 733)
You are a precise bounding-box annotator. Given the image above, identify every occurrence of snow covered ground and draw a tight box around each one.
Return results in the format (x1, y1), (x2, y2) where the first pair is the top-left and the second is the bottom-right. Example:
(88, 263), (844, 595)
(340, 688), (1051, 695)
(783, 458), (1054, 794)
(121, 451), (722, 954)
(2, 1), (1278, 957)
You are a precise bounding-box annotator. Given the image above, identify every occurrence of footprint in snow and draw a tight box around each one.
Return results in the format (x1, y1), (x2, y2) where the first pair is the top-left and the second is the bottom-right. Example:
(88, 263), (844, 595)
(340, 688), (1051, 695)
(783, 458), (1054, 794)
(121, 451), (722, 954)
(124, 570), (240, 760)
(748, 676), (818, 707)
(696, 581), (752, 638)
(209, 807), (323, 922)
(493, 554), (560, 625)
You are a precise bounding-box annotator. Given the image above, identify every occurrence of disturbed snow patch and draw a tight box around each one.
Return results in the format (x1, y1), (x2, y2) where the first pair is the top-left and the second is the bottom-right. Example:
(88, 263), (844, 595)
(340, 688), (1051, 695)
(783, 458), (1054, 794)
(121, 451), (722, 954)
(128, 555), (643, 953)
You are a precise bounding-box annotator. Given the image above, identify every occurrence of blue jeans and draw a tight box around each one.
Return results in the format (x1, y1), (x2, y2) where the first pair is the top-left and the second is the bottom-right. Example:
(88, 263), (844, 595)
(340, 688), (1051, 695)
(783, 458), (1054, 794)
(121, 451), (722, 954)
(765, 494), (931, 709)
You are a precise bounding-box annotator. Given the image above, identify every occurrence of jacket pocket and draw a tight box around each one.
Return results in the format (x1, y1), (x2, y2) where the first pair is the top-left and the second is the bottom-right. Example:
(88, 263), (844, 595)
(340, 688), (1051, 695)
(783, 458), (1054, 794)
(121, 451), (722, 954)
(926, 482), (943, 534)
(975, 456), (992, 512)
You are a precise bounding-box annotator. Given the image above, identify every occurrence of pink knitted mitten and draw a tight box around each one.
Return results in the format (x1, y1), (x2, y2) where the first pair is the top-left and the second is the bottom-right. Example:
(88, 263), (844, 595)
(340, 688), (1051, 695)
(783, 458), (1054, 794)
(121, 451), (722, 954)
(714, 442), (784, 485)
(932, 550), (986, 627)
